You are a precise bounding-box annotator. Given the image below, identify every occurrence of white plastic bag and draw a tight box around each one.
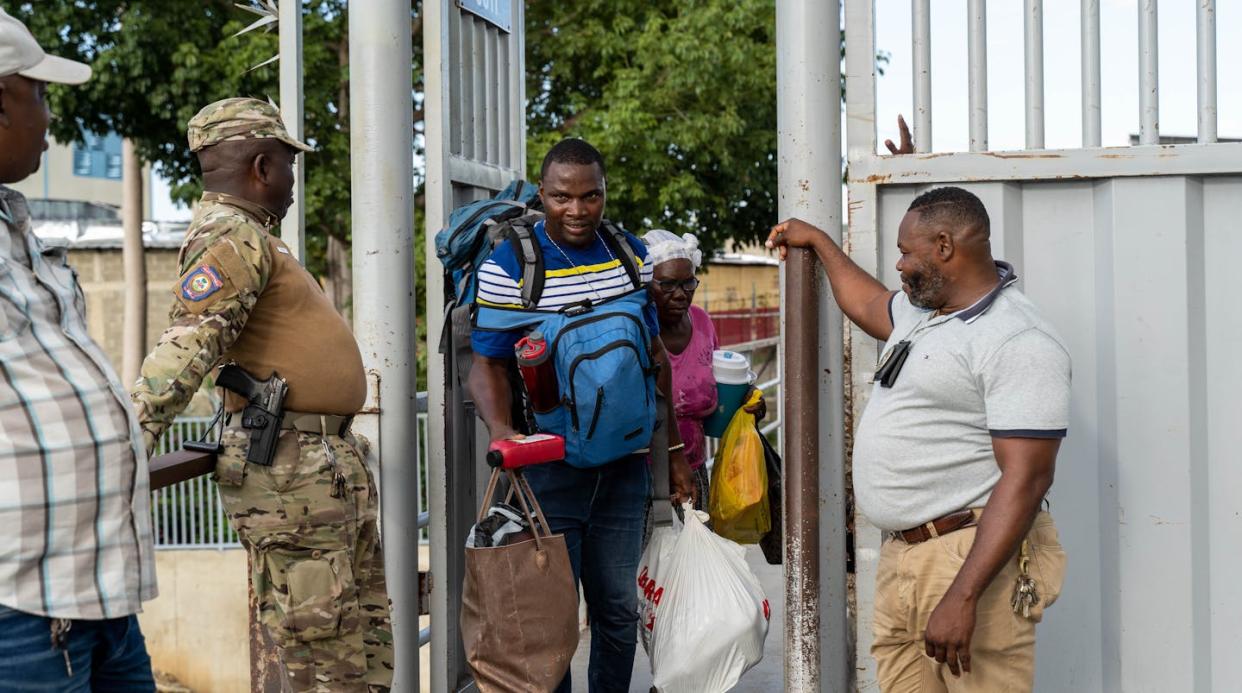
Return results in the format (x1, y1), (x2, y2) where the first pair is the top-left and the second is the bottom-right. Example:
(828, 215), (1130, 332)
(637, 504), (770, 693)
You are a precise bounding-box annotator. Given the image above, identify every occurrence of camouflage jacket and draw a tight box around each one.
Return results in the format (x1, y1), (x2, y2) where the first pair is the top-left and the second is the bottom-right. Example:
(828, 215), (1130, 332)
(131, 192), (277, 454)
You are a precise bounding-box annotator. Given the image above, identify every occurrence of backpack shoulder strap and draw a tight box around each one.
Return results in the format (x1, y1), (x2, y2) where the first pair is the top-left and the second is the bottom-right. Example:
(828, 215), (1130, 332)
(599, 220), (643, 289)
(505, 220), (545, 308)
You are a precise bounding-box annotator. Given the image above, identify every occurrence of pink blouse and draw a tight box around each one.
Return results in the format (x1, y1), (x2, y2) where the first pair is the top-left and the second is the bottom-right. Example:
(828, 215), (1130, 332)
(667, 305), (719, 469)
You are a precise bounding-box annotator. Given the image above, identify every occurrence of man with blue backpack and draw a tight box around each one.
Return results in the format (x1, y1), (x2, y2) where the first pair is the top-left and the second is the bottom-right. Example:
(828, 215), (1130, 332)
(468, 139), (695, 692)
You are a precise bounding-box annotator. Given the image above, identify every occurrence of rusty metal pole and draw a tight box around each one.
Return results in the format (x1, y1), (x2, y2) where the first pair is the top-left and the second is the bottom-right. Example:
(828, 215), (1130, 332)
(777, 0), (848, 689)
(782, 248), (823, 690)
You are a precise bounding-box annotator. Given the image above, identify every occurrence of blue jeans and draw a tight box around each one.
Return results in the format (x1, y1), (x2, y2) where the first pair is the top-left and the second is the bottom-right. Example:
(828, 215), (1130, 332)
(0, 605), (154, 692)
(522, 454), (651, 693)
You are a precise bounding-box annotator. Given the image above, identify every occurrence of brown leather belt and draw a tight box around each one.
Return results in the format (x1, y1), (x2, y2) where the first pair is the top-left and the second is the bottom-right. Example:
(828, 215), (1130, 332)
(890, 509), (980, 544)
(280, 412), (353, 437)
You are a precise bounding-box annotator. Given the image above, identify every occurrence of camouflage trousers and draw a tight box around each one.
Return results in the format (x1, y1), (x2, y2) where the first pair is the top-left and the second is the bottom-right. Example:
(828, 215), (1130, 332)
(215, 426), (394, 692)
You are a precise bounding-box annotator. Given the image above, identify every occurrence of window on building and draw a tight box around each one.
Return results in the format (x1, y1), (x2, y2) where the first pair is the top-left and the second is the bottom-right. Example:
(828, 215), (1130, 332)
(73, 147), (92, 176)
(72, 132), (124, 180)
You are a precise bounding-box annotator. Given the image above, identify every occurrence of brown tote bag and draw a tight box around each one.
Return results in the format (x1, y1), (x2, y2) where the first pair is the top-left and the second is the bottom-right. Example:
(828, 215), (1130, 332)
(460, 467), (580, 692)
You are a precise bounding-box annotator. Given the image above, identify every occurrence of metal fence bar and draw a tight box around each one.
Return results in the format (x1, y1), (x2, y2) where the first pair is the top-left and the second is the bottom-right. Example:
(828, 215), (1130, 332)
(1082, 0), (1102, 147)
(912, 0), (932, 153)
(1197, 0), (1217, 144)
(472, 18), (487, 161)
(1024, 0), (1045, 149)
(1139, 0), (1159, 145)
(192, 472), (202, 545)
(967, 0), (988, 152)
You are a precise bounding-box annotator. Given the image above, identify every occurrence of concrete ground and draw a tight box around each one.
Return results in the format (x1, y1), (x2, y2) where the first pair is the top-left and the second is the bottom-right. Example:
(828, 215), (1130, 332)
(570, 547), (784, 692)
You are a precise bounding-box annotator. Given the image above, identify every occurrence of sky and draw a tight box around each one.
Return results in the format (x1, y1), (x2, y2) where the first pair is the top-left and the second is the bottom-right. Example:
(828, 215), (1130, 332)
(153, 1), (1239, 220)
(873, 0), (1240, 153)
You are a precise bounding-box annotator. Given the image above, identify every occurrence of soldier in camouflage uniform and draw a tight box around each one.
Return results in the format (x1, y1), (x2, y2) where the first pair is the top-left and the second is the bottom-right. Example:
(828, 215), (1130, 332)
(132, 98), (393, 692)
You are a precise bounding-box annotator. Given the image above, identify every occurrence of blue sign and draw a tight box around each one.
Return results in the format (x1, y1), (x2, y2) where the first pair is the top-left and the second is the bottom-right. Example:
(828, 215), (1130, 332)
(457, 0), (511, 33)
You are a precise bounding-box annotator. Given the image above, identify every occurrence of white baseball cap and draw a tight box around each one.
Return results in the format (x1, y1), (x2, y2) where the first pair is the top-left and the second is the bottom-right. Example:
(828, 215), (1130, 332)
(0, 8), (91, 85)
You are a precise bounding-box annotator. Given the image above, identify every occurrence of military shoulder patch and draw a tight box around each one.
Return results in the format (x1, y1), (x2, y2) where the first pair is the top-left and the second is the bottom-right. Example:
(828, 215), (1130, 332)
(181, 265), (225, 302)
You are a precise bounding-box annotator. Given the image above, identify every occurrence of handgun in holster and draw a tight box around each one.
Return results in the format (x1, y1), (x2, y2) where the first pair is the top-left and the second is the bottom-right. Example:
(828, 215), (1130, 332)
(214, 363), (288, 467)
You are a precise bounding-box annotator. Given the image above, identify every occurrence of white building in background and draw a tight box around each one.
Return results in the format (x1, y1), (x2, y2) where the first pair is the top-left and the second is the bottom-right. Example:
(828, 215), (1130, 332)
(8, 132), (187, 245)
(10, 131), (150, 210)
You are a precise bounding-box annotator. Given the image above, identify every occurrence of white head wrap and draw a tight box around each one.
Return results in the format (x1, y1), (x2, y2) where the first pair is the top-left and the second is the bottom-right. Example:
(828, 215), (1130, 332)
(643, 229), (704, 271)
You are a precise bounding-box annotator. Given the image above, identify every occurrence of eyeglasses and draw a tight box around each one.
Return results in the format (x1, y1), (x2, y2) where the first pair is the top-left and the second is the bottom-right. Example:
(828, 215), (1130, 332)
(653, 277), (700, 294)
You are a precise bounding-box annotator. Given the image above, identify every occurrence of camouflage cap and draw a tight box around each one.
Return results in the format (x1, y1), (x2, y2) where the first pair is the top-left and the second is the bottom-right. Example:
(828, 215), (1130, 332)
(187, 97), (313, 153)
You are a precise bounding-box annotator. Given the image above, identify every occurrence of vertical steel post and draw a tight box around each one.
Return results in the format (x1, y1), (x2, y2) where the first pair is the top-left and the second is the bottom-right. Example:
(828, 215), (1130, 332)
(912, 0), (932, 153)
(279, 0), (305, 261)
(1081, 0), (1102, 147)
(777, 0), (847, 689)
(967, 0), (988, 152)
(1024, 0), (1045, 149)
(1138, 0), (1159, 145)
(348, 1), (417, 689)
(1196, 0), (1217, 144)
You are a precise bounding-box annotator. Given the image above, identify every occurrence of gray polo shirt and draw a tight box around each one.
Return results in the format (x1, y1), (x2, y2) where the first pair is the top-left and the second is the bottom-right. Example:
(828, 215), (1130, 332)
(852, 262), (1072, 531)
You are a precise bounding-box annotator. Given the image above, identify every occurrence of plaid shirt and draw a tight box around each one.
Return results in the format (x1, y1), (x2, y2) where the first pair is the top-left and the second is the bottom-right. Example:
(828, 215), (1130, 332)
(0, 186), (156, 619)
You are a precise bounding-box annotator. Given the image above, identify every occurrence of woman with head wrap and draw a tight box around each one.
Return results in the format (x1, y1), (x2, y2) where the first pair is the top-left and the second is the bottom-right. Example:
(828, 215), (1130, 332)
(643, 230), (766, 510)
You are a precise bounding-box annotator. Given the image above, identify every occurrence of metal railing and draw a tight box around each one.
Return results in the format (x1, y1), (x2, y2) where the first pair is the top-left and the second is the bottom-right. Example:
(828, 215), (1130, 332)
(910, 0), (1220, 151)
(152, 409), (433, 550)
(151, 417), (236, 549)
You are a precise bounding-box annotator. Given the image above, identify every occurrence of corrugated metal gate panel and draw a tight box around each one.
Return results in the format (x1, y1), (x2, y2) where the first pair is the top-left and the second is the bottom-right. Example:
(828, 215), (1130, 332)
(426, 1), (526, 690)
(855, 176), (1242, 691)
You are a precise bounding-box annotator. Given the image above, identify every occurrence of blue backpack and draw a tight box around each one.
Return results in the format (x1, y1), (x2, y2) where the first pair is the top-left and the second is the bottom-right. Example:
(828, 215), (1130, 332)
(434, 179), (540, 307)
(436, 181), (656, 466)
(475, 288), (657, 468)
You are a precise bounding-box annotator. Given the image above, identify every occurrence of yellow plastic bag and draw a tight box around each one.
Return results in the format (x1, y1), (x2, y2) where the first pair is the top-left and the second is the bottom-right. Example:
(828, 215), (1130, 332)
(708, 390), (771, 544)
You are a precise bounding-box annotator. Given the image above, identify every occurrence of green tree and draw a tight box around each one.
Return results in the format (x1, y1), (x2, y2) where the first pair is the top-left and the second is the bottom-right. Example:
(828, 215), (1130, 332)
(12, 1), (423, 276)
(526, 0), (778, 251)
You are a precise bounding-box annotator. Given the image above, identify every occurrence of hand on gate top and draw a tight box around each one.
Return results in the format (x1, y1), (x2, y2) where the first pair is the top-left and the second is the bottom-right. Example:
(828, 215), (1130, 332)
(923, 587), (976, 677)
(884, 114), (915, 155)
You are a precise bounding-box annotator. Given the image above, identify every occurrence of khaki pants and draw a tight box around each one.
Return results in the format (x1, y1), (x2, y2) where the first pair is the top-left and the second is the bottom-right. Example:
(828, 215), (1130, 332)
(871, 511), (1066, 693)
(215, 427), (394, 692)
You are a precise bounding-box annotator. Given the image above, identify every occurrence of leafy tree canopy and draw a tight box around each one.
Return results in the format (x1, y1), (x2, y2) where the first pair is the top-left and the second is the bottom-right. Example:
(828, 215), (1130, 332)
(527, 0), (778, 251)
(12, 0), (424, 278)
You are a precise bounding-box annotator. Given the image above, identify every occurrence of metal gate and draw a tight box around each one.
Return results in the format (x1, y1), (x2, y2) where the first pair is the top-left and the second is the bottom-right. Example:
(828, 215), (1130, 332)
(424, 1), (527, 690)
(844, 2), (1241, 691)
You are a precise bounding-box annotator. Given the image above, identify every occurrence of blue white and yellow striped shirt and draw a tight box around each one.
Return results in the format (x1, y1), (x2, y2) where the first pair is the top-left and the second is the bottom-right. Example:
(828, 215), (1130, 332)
(471, 220), (658, 358)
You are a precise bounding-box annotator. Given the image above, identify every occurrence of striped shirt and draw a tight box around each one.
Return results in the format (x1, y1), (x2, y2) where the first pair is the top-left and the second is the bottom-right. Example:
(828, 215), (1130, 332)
(471, 220), (658, 358)
(0, 186), (156, 619)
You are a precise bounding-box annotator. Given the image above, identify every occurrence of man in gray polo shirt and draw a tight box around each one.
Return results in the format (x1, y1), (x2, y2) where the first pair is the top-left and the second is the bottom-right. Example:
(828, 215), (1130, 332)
(767, 186), (1069, 693)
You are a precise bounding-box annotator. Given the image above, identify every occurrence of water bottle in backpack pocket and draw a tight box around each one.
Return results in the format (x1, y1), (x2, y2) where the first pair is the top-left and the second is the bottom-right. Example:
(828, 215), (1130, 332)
(476, 289), (658, 468)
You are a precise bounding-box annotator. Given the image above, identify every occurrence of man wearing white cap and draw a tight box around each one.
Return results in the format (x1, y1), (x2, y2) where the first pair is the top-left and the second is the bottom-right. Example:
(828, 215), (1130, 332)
(0, 8), (158, 691)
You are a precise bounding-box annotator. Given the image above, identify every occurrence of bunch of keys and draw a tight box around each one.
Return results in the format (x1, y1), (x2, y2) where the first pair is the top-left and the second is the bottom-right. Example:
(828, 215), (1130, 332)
(1011, 540), (1040, 619)
(322, 438), (348, 500)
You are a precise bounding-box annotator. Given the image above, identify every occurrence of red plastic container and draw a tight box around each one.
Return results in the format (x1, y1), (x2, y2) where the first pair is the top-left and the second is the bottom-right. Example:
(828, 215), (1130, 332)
(486, 434), (566, 469)
(515, 331), (559, 413)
